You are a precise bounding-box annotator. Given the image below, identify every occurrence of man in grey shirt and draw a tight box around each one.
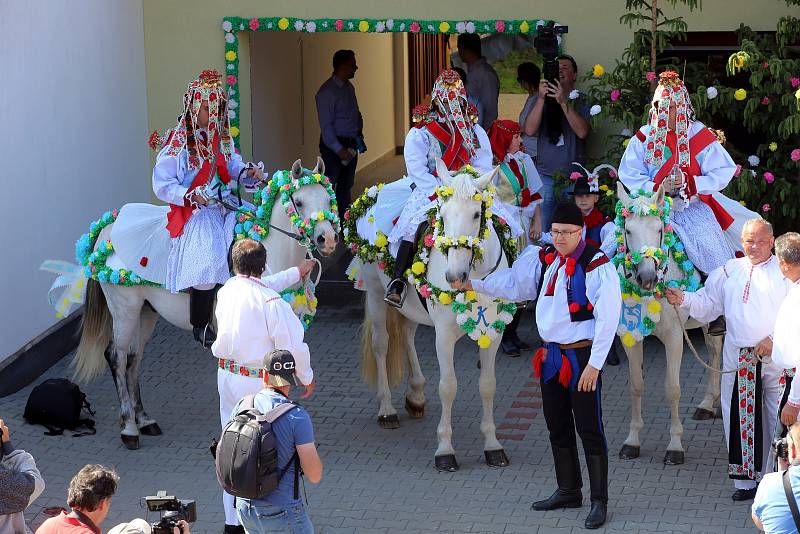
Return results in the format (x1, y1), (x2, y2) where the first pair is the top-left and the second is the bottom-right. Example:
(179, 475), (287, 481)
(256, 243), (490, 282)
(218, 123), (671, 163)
(315, 49), (364, 221)
(457, 34), (499, 131)
(522, 55), (590, 231)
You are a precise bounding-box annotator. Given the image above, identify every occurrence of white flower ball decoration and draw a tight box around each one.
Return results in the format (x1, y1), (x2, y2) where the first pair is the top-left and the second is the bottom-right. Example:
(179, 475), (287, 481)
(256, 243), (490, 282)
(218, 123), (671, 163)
(569, 89), (580, 100)
(748, 155), (760, 167)
(466, 21), (475, 33)
(224, 33), (235, 44)
(222, 20), (233, 32)
(590, 104), (602, 116)
(375, 21), (385, 32)
(306, 21), (316, 33)
(228, 99), (238, 110)
(294, 20), (304, 32)
(386, 19), (394, 30)
(620, 128), (632, 137)
(367, 185), (379, 198)
(228, 109), (236, 120)
(706, 86), (718, 99)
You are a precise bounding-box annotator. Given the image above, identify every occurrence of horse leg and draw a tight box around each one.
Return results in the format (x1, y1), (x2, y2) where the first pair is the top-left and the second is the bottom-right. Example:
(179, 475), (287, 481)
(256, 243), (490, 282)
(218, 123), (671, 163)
(366, 291), (399, 429)
(131, 305), (161, 436)
(403, 320), (426, 418)
(432, 325), (460, 471)
(693, 327), (723, 420)
(663, 331), (685, 465)
(620, 339), (644, 460)
(478, 339), (508, 468)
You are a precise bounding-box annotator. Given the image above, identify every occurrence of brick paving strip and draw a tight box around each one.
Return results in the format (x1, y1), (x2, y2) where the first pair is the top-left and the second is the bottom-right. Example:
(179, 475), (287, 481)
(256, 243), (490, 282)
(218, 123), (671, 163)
(0, 296), (758, 533)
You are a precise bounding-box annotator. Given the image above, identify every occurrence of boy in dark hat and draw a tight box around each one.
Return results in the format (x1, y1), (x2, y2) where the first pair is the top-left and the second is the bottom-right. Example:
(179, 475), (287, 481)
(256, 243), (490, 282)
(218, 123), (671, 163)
(452, 202), (621, 529)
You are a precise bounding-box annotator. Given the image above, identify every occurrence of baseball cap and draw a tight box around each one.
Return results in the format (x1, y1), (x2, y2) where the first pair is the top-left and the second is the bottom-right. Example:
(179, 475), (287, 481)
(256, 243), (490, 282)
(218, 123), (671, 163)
(263, 349), (304, 387)
(108, 518), (152, 534)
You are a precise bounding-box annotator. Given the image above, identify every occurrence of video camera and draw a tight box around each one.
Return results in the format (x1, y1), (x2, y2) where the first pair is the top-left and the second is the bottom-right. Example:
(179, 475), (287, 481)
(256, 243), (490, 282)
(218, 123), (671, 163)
(144, 491), (197, 534)
(534, 21), (569, 84)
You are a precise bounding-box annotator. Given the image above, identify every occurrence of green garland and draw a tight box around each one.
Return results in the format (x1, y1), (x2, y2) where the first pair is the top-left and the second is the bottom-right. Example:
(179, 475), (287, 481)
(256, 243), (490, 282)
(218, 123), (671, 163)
(222, 16), (561, 143)
(342, 183), (395, 277)
(75, 210), (157, 287)
(234, 169), (340, 248)
(279, 285), (317, 330)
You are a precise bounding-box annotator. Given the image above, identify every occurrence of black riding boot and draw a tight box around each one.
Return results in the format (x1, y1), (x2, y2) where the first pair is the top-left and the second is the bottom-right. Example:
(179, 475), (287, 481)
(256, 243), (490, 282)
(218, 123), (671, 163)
(190, 288), (217, 348)
(584, 454), (609, 529)
(532, 446), (583, 511)
(606, 337), (621, 366)
(501, 311), (523, 356)
(384, 240), (414, 308)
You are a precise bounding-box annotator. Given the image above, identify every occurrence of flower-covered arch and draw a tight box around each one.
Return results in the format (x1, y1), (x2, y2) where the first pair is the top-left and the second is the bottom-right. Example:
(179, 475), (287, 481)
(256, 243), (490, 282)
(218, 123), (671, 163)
(221, 16), (563, 144)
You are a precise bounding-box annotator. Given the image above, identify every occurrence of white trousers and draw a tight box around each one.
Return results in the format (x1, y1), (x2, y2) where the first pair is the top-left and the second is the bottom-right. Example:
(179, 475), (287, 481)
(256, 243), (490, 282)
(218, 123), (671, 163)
(217, 368), (265, 525)
(720, 340), (782, 490)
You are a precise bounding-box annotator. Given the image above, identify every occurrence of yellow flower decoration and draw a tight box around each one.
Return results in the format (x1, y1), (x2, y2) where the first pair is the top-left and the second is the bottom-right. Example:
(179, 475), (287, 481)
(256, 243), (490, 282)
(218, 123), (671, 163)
(621, 293), (630, 300)
(316, 212), (326, 221)
(622, 332), (636, 348)
(483, 228), (490, 239)
(739, 200), (747, 206)
(458, 236), (468, 245)
(225, 50), (237, 61)
(599, 184), (609, 191)
(622, 139), (630, 148)
(411, 262), (425, 275)
(647, 300), (662, 314)
(439, 21), (450, 33)
(438, 292), (452, 305)
(465, 290), (477, 302)
(592, 64), (605, 77)
(473, 193), (482, 201)
(477, 334), (491, 349)
(734, 88), (747, 101)
(769, 142), (778, 152)
(358, 20), (369, 32)
(278, 18), (290, 30)
(230, 126), (240, 137)
(485, 209), (493, 219)
(606, 190), (614, 197)
(375, 233), (388, 249)
(519, 21), (530, 34)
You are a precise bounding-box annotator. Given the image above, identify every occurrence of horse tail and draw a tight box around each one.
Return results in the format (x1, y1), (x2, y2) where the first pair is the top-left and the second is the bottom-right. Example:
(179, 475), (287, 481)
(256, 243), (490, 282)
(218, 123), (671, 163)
(361, 299), (407, 389)
(73, 279), (112, 383)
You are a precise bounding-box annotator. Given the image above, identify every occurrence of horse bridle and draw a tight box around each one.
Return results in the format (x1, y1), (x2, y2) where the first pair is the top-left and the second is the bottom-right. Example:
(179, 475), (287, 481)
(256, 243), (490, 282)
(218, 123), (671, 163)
(621, 216), (669, 289)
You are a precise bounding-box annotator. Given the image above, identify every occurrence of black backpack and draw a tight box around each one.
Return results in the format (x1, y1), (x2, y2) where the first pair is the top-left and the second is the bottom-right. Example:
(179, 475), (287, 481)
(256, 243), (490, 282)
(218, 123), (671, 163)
(215, 395), (300, 500)
(23, 378), (96, 437)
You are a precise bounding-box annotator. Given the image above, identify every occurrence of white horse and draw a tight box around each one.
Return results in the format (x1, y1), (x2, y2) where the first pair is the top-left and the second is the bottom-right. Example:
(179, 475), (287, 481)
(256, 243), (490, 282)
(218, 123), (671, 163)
(356, 160), (511, 471)
(615, 182), (723, 465)
(72, 158), (338, 449)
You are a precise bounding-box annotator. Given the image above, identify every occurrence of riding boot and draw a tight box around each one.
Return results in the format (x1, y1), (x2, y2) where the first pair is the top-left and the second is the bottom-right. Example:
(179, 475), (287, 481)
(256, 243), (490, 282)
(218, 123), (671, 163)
(384, 240), (414, 308)
(606, 337), (621, 366)
(190, 288), (217, 348)
(584, 454), (609, 529)
(532, 446), (583, 510)
(509, 310), (531, 351)
(501, 312), (521, 356)
(707, 315), (726, 337)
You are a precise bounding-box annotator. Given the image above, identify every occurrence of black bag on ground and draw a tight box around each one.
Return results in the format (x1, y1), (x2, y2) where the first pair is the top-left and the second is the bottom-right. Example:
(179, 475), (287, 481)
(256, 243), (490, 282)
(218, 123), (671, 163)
(215, 395), (299, 500)
(23, 378), (96, 437)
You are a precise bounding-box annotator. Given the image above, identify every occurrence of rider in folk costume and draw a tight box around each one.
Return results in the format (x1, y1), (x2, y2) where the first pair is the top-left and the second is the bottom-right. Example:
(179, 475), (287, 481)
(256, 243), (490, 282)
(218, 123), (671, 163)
(151, 69), (264, 347)
(487, 119), (543, 356)
(666, 219), (792, 501)
(455, 203), (621, 529)
(374, 69), (501, 307)
(618, 71), (756, 332)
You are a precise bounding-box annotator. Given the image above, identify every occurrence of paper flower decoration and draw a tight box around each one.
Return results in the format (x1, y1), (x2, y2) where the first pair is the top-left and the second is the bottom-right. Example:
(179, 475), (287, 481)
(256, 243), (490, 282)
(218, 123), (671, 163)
(590, 105), (602, 116)
(748, 155), (760, 167)
(734, 88), (747, 101)
(706, 86), (718, 99)
(592, 64), (605, 77)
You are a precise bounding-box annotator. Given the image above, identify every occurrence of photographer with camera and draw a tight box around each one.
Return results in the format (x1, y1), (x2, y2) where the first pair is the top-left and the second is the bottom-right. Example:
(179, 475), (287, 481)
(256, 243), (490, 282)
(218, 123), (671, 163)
(753, 422), (800, 533)
(523, 27), (590, 233)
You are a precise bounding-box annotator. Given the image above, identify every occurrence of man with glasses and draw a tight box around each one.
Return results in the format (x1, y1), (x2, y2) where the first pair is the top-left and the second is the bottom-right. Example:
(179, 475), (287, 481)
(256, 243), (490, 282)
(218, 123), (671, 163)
(452, 202), (621, 529)
(666, 219), (792, 502)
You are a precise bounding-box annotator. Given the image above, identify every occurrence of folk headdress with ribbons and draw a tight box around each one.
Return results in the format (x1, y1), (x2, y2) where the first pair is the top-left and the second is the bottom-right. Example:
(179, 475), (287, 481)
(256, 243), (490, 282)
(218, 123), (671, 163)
(152, 69), (235, 170)
(644, 71), (695, 170)
(430, 69), (478, 160)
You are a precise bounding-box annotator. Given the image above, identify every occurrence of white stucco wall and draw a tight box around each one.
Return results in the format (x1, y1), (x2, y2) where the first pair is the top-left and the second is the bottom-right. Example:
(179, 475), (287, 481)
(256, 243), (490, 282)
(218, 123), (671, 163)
(0, 0), (150, 362)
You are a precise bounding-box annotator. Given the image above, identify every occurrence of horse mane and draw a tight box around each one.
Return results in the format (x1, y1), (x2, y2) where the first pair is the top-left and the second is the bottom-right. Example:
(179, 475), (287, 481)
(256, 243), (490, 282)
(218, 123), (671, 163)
(622, 192), (663, 217)
(449, 172), (480, 200)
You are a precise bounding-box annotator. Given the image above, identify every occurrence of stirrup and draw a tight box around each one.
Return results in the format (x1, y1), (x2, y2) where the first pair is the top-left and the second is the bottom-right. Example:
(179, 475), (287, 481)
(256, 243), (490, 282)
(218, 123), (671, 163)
(384, 279), (407, 309)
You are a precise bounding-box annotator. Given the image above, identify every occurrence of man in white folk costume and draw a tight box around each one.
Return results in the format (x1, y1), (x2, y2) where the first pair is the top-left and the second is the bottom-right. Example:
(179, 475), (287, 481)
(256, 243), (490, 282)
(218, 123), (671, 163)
(369, 69), (521, 307)
(453, 202), (621, 529)
(211, 239), (315, 534)
(766, 233), (800, 455)
(151, 69), (266, 347)
(619, 71), (758, 335)
(666, 220), (792, 501)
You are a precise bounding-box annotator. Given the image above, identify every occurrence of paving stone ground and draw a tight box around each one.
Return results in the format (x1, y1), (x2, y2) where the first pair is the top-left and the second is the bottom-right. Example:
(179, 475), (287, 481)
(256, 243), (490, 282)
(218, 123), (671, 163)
(1, 284), (758, 533)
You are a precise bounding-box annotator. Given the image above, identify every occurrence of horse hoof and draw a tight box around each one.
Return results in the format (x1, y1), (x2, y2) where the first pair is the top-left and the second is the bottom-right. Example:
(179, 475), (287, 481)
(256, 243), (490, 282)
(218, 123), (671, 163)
(377, 414), (400, 429)
(618, 444), (640, 460)
(139, 423), (162, 436)
(121, 434), (140, 450)
(435, 454), (459, 472)
(664, 450), (685, 465)
(692, 408), (716, 421)
(405, 399), (425, 419)
(485, 449), (510, 468)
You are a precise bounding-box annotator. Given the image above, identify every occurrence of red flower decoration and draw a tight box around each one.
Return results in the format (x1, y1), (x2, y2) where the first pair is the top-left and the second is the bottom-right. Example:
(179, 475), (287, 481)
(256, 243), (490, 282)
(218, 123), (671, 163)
(586, 303), (593, 311)
(249, 18), (260, 31)
(568, 303), (580, 313)
(241, 367), (250, 377)
(335, 19), (344, 31)
(139, 257), (148, 267)
(495, 20), (506, 32)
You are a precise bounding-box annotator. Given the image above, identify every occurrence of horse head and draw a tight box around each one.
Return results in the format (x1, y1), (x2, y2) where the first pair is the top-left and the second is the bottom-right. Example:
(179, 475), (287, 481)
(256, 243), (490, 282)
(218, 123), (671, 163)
(617, 181), (667, 292)
(288, 157), (339, 256)
(434, 158), (498, 285)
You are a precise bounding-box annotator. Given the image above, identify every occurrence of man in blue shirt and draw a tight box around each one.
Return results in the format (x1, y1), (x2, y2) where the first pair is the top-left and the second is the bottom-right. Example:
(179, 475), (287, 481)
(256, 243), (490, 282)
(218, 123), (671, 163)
(315, 49), (364, 222)
(233, 350), (323, 534)
(753, 422), (800, 533)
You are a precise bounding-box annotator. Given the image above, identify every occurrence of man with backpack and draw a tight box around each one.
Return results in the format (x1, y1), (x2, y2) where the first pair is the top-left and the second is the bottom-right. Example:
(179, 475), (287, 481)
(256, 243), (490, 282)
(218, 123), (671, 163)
(226, 349), (323, 534)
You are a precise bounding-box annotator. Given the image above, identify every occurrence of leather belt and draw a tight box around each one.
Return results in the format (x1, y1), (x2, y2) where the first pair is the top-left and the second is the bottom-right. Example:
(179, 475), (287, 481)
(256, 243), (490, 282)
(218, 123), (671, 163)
(557, 339), (592, 350)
